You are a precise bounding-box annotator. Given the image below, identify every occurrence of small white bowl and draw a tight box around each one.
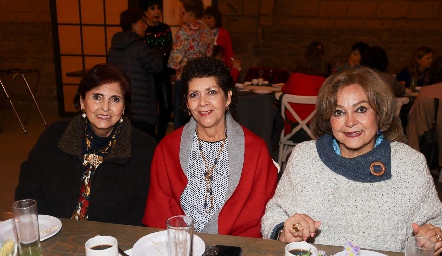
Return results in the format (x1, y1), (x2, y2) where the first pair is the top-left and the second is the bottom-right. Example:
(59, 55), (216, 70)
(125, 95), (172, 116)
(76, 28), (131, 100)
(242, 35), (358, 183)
(285, 242), (318, 256)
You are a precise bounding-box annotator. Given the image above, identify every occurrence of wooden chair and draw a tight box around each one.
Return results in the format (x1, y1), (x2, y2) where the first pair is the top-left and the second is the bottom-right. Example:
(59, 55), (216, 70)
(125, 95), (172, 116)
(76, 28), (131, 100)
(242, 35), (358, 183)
(275, 92), (317, 170)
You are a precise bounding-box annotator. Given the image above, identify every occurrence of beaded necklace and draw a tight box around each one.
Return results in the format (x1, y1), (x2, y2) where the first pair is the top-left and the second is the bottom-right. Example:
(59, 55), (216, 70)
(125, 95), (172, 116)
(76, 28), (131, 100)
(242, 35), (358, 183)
(196, 128), (227, 213)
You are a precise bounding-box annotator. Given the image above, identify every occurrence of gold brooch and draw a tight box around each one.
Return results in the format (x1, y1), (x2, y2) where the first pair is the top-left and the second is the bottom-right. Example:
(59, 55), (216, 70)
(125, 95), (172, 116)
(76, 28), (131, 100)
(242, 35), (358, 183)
(370, 161), (385, 176)
(83, 153), (103, 169)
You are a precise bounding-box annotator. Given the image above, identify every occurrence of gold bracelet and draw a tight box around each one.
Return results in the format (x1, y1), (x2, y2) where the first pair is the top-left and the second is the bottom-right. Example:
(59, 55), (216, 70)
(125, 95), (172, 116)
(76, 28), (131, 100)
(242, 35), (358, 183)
(276, 227), (284, 241)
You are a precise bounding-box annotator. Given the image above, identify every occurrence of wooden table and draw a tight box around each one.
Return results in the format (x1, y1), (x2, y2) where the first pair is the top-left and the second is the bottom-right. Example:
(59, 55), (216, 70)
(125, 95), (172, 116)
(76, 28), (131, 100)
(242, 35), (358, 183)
(38, 218), (404, 255)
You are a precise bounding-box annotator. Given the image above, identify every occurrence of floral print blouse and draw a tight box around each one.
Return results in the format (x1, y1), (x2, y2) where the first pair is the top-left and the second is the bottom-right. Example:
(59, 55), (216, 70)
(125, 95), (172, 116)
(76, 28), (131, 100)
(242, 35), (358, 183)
(168, 20), (214, 80)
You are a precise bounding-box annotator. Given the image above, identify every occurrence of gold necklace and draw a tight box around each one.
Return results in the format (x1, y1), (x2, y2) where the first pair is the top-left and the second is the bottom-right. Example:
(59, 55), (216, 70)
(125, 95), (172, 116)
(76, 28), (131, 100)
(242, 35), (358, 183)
(196, 129), (227, 213)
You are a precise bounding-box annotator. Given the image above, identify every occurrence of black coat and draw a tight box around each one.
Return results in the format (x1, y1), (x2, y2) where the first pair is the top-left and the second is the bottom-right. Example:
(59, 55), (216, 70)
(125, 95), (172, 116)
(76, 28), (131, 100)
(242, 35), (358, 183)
(15, 116), (156, 226)
(108, 31), (163, 124)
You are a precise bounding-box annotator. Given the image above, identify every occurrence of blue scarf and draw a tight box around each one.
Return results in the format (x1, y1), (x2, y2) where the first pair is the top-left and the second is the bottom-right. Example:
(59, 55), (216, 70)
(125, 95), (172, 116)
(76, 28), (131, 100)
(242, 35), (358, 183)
(316, 134), (392, 183)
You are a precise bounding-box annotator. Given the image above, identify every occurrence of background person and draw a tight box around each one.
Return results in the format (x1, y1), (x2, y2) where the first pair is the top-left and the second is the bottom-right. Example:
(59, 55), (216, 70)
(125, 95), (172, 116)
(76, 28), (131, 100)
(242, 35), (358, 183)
(15, 64), (157, 226)
(212, 45), (241, 82)
(280, 46), (327, 142)
(332, 41), (370, 73)
(107, 8), (163, 138)
(143, 57), (278, 237)
(169, 0), (214, 129)
(360, 46), (405, 97)
(396, 46), (433, 88)
(203, 6), (234, 68)
(261, 67), (442, 253)
(407, 56), (442, 176)
(140, 0), (174, 141)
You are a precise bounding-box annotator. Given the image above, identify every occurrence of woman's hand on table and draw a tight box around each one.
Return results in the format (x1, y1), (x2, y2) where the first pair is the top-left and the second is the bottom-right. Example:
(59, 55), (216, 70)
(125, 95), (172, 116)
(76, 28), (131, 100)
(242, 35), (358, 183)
(279, 213), (321, 242)
(412, 222), (442, 255)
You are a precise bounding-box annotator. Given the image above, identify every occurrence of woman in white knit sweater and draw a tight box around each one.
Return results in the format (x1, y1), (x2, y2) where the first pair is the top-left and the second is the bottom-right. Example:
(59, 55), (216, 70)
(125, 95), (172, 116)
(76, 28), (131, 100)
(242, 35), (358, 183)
(262, 67), (442, 254)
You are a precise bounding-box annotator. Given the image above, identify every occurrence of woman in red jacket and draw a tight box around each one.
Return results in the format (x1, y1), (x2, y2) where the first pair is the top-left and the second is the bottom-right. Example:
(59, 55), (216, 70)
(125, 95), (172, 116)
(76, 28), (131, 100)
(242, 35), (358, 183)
(281, 44), (328, 141)
(142, 57), (278, 238)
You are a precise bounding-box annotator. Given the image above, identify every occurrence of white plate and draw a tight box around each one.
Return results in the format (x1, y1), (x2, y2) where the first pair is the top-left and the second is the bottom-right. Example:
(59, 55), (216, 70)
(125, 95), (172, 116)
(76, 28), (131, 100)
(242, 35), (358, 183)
(0, 215), (62, 242)
(253, 88), (273, 94)
(132, 230), (205, 256)
(334, 250), (387, 256)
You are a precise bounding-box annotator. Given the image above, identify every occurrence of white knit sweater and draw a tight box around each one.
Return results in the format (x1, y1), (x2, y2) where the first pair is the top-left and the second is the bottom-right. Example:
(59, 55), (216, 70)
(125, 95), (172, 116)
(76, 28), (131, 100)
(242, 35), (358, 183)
(261, 139), (442, 252)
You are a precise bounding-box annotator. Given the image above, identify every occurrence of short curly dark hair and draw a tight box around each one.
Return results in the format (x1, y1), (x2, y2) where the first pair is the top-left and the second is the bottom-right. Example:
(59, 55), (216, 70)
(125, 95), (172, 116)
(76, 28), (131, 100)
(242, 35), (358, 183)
(180, 56), (238, 114)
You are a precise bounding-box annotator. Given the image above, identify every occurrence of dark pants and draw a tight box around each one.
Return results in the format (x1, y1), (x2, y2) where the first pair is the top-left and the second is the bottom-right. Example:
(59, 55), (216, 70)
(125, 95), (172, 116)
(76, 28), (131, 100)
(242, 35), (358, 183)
(173, 80), (190, 129)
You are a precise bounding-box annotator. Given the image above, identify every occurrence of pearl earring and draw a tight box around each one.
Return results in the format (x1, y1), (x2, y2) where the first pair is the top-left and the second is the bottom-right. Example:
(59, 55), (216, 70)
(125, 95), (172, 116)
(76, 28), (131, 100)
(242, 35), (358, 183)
(82, 113), (86, 119)
(119, 117), (124, 123)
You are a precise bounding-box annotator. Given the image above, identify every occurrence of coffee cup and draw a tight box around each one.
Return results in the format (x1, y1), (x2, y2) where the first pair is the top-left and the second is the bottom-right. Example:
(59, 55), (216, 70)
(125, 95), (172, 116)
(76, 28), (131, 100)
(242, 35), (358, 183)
(252, 79), (258, 85)
(85, 235), (118, 256)
(285, 242), (318, 256)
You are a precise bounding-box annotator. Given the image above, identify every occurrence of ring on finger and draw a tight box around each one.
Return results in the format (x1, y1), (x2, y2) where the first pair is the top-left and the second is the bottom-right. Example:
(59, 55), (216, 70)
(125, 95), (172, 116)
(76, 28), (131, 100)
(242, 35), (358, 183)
(292, 223), (302, 232)
(437, 234), (442, 242)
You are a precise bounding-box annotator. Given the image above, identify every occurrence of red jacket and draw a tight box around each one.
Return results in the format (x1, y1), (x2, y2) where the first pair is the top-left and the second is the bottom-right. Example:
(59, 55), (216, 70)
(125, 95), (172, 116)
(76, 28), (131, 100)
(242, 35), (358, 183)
(216, 28), (234, 68)
(142, 124), (278, 238)
(281, 72), (325, 133)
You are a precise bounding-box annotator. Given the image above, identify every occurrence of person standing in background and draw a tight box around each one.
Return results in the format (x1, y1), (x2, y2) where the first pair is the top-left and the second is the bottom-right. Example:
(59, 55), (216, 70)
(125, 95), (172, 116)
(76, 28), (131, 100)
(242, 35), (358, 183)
(203, 6), (234, 69)
(169, 0), (214, 129)
(140, 0), (173, 141)
(108, 8), (163, 138)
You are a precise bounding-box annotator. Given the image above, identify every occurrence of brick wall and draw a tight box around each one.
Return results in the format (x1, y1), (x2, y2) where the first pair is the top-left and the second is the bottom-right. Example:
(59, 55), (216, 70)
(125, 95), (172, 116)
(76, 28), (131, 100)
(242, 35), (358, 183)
(220, 0), (442, 80)
(1, 0), (442, 107)
(0, 0), (55, 107)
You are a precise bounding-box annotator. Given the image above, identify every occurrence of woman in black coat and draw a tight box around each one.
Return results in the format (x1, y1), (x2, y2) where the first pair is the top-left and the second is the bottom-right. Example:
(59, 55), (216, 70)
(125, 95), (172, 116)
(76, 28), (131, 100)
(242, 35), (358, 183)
(15, 64), (157, 226)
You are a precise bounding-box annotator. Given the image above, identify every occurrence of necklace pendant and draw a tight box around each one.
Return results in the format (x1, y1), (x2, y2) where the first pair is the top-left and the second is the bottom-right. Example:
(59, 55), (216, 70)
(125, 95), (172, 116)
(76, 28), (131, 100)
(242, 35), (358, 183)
(83, 153), (103, 169)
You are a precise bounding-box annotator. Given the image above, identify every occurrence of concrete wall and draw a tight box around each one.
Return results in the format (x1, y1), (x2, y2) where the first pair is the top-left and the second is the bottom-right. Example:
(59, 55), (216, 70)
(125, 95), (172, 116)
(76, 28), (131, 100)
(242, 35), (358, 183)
(1, 0), (442, 107)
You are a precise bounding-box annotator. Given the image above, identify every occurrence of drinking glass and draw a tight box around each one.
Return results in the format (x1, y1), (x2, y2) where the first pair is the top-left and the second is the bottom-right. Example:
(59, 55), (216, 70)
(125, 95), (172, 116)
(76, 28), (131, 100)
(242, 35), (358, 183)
(167, 215), (194, 256)
(12, 199), (42, 256)
(405, 236), (435, 256)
